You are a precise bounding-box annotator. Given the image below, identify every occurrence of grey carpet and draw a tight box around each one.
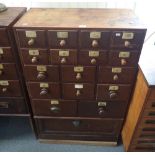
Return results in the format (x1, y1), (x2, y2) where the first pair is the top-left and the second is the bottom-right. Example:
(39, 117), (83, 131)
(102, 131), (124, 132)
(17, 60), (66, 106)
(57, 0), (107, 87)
(0, 117), (124, 152)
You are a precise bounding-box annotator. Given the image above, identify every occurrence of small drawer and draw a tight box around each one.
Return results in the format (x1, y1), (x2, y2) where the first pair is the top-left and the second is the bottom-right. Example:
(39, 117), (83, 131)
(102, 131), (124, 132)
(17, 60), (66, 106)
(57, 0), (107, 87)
(62, 83), (95, 100)
(20, 48), (49, 65)
(0, 28), (9, 46)
(61, 66), (96, 83)
(0, 98), (28, 114)
(0, 63), (18, 80)
(50, 49), (77, 65)
(79, 30), (110, 49)
(145, 100), (155, 110)
(98, 66), (137, 84)
(78, 50), (107, 65)
(23, 65), (59, 82)
(109, 50), (140, 66)
(0, 80), (22, 97)
(97, 84), (131, 101)
(27, 82), (60, 99)
(78, 100), (128, 118)
(35, 117), (123, 134)
(31, 99), (77, 117)
(0, 47), (14, 63)
(16, 30), (46, 48)
(111, 31), (146, 49)
(48, 30), (77, 49)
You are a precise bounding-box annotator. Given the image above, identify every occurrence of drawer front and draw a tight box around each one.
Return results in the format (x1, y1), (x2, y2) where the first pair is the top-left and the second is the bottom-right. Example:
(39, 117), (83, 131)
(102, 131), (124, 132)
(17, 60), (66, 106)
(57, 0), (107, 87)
(61, 66), (96, 83)
(145, 100), (155, 110)
(0, 98), (28, 114)
(0, 28), (9, 46)
(35, 118), (123, 134)
(50, 49), (77, 65)
(0, 48), (14, 63)
(149, 89), (155, 100)
(79, 50), (107, 65)
(31, 99), (77, 116)
(0, 63), (18, 80)
(109, 50), (140, 66)
(78, 100), (128, 118)
(98, 66), (137, 84)
(111, 31), (145, 49)
(62, 83), (95, 100)
(48, 30), (77, 49)
(16, 30), (46, 48)
(24, 65), (59, 82)
(27, 82), (60, 99)
(79, 31), (110, 49)
(20, 49), (49, 65)
(97, 84), (131, 101)
(0, 80), (22, 97)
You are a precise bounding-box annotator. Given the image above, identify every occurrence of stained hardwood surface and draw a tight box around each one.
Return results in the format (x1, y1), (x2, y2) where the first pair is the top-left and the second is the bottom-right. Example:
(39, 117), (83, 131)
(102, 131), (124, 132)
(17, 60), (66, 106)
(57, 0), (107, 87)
(122, 69), (149, 151)
(14, 8), (145, 29)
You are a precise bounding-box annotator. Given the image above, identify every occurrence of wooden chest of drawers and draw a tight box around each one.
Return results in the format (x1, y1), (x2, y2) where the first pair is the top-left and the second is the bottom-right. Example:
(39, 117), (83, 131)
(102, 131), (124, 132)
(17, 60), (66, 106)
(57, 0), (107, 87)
(122, 35), (155, 151)
(14, 8), (146, 143)
(0, 7), (29, 116)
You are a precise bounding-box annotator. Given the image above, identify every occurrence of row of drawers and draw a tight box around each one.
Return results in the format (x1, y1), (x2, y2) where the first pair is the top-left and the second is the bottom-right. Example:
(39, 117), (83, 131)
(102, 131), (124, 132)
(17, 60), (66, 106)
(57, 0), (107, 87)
(0, 64), (137, 83)
(1, 47), (140, 67)
(15, 29), (145, 49)
(31, 99), (128, 118)
(27, 82), (131, 101)
(19, 49), (140, 66)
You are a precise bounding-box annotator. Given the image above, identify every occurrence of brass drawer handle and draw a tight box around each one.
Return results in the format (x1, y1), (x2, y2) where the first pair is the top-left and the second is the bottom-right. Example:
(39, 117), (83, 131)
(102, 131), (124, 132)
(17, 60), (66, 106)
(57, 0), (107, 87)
(50, 106), (60, 113)
(60, 57), (66, 64)
(2, 87), (7, 93)
(90, 58), (96, 64)
(124, 40), (130, 47)
(37, 72), (46, 80)
(40, 88), (48, 95)
(28, 38), (34, 46)
(76, 73), (82, 80)
(92, 40), (98, 47)
(109, 91), (117, 99)
(98, 107), (105, 115)
(31, 56), (38, 63)
(76, 90), (81, 96)
(60, 39), (66, 47)
(113, 74), (119, 81)
(72, 120), (80, 127)
(121, 59), (127, 65)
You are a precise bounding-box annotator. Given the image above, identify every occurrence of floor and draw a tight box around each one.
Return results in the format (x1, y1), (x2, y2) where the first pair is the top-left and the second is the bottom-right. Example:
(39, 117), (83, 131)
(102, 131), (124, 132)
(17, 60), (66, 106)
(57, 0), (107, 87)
(0, 117), (124, 152)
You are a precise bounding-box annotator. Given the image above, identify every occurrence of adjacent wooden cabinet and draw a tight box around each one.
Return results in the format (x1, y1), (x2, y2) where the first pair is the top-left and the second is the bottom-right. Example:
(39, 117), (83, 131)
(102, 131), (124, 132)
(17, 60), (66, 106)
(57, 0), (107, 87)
(122, 36), (155, 151)
(0, 7), (30, 116)
(13, 8), (146, 144)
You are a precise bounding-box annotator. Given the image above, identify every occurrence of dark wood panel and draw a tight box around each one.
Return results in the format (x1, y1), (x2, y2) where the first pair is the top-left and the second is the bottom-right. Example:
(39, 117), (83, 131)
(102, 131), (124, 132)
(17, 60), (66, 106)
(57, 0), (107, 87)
(0, 28), (9, 46)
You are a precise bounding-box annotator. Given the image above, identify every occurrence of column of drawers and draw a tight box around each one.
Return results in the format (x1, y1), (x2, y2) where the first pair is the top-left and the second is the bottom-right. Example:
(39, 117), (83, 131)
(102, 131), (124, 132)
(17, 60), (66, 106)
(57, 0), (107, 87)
(13, 8), (146, 143)
(0, 8), (29, 116)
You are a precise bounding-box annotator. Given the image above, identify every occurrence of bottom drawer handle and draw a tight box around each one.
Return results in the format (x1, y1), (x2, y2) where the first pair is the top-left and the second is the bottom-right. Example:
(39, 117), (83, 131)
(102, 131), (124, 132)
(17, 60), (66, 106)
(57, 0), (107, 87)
(76, 90), (81, 97)
(50, 106), (60, 113)
(109, 91), (117, 99)
(2, 87), (7, 93)
(98, 107), (105, 115)
(72, 120), (80, 127)
(40, 88), (48, 95)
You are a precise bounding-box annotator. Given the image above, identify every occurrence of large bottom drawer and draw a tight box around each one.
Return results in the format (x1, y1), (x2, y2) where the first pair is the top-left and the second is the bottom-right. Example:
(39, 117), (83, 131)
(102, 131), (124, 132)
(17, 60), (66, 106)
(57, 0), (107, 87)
(35, 117), (123, 136)
(35, 117), (123, 141)
(0, 98), (28, 115)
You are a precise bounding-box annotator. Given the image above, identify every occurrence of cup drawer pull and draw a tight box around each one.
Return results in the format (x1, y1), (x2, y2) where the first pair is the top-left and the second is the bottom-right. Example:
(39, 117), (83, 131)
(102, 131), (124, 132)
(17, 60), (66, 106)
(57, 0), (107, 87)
(50, 106), (60, 113)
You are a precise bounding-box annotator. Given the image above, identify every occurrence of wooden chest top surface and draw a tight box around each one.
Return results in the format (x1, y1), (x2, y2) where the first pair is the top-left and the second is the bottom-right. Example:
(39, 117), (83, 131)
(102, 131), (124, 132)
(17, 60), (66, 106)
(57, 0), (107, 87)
(14, 8), (145, 29)
(0, 7), (26, 27)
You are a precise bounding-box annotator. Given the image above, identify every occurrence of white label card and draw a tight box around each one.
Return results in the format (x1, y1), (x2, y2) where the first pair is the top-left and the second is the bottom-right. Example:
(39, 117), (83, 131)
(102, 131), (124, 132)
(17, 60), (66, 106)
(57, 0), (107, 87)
(89, 51), (99, 57)
(37, 65), (47, 72)
(59, 50), (69, 57)
(74, 66), (84, 72)
(51, 100), (59, 105)
(40, 83), (49, 88)
(0, 48), (3, 54)
(98, 102), (107, 107)
(75, 84), (83, 89)
(122, 32), (134, 39)
(25, 31), (37, 38)
(109, 85), (119, 91)
(0, 81), (9, 86)
(29, 50), (39, 56)
(57, 32), (68, 38)
(119, 52), (130, 58)
(90, 32), (101, 39)
(112, 68), (122, 73)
